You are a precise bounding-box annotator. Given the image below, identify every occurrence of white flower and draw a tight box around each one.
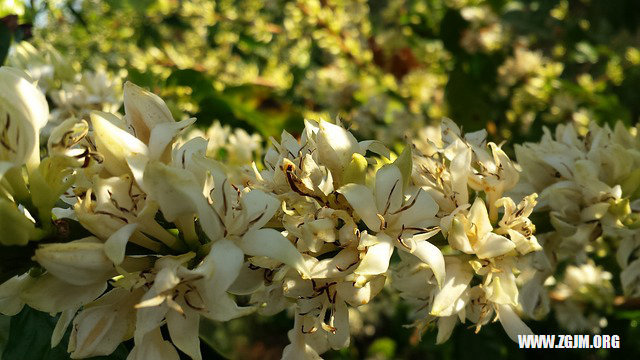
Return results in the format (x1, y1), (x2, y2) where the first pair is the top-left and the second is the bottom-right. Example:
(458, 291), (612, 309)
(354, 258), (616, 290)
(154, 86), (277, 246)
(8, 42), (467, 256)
(448, 198), (515, 259)
(130, 241), (254, 360)
(67, 287), (142, 358)
(338, 162), (443, 284)
(0, 66), (48, 172)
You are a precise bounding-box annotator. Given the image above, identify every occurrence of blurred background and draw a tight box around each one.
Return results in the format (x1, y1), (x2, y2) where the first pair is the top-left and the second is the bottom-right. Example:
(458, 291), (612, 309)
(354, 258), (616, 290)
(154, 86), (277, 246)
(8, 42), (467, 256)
(1, 0), (640, 359)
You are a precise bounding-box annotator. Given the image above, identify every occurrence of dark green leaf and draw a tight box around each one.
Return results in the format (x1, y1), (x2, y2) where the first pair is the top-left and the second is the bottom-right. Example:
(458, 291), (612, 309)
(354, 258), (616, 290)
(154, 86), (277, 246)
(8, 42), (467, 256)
(0, 22), (12, 66)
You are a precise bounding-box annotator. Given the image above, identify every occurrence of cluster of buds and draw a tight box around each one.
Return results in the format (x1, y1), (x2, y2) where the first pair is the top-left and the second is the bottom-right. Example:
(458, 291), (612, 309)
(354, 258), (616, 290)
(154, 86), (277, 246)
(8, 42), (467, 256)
(515, 121), (640, 332)
(1, 64), (542, 360)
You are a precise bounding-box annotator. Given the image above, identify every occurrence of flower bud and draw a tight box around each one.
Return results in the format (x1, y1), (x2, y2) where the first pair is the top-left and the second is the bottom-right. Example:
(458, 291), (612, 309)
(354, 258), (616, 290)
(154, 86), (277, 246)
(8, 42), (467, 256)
(608, 198), (630, 218)
(316, 120), (360, 178)
(34, 239), (115, 286)
(123, 82), (175, 144)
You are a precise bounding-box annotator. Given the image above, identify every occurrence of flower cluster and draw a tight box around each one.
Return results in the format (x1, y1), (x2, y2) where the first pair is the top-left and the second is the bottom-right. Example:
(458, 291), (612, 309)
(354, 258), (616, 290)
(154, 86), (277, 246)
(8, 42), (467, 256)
(393, 119), (541, 343)
(0, 65), (545, 359)
(515, 121), (640, 332)
(0, 71), (309, 359)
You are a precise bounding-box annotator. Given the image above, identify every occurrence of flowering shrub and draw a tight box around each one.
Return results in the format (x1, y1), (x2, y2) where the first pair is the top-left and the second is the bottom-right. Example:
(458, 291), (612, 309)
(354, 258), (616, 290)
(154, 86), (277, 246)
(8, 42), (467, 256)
(1, 61), (637, 359)
(0, 65), (530, 359)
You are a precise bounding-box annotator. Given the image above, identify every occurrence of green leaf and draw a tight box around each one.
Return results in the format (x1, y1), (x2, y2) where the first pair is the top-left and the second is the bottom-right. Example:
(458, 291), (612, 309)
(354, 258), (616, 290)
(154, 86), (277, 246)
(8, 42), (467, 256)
(0, 21), (11, 66)
(199, 317), (241, 360)
(0, 316), (9, 357)
(615, 310), (640, 320)
(2, 306), (129, 360)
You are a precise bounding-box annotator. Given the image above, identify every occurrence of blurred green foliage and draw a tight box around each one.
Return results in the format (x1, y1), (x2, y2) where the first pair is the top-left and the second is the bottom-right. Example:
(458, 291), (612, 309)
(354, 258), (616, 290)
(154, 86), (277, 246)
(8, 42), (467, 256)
(4, 0), (638, 145)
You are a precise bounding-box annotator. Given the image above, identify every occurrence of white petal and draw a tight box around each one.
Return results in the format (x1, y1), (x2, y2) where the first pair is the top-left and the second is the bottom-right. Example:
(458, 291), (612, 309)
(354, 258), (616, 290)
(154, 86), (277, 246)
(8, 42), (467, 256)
(447, 216), (473, 254)
(409, 240), (445, 287)
(134, 296), (169, 341)
(143, 161), (198, 221)
(375, 165), (403, 215)
(227, 262), (265, 295)
(450, 147), (471, 206)
(0, 161), (15, 182)
(507, 229), (541, 255)
(241, 229), (310, 278)
(336, 276), (385, 307)
(201, 293), (255, 322)
(91, 111), (148, 176)
(148, 118), (196, 161)
(242, 189), (280, 231)
(436, 315), (457, 344)
(0, 67), (48, 129)
(310, 248), (359, 279)
(354, 233), (394, 276)
(393, 146), (412, 189)
(431, 259), (473, 316)
(496, 304), (533, 342)
(337, 184), (381, 231)
(124, 82), (175, 144)
(167, 302), (201, 360)
(197, 245), (257, 321)
(468, 197), (492, 240)
(0, 67), (48, 170)
(282, 315), (323, 360)
(104, 223), (138, 265)
(341, 153), (368, 185)
(393, 189), (439, 228)
(0, 273), (32, 316)
(126, 154), (149, 192)
(21, 274), (107, 313)
(316, 120), (360, 178)
(485, 271), (519, 305)
(358, 140), (390, 159)
(68, 288), (137, 358)
(327, 300), (350, 349)
(621, 259), (640, 297)
(475, 232), (515, 259)
(127, 328), (179, 360)
(197, 239), (244, 294)
(52, 307), (77, 348)
(144, 161), (223, 241)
